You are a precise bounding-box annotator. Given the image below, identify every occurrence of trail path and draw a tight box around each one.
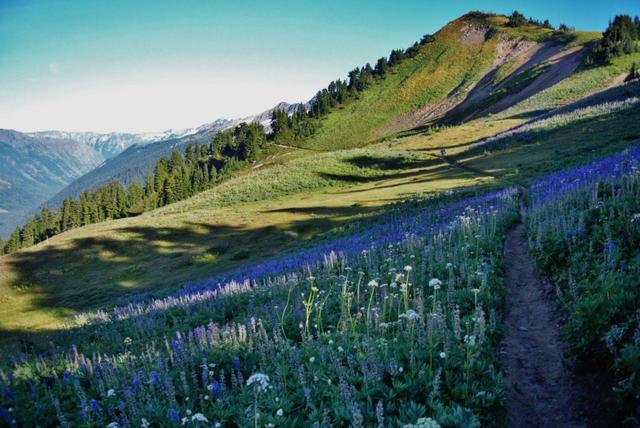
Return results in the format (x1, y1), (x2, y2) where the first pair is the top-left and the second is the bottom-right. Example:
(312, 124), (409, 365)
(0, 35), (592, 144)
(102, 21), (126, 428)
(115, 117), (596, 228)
(501, 203), (586, 427)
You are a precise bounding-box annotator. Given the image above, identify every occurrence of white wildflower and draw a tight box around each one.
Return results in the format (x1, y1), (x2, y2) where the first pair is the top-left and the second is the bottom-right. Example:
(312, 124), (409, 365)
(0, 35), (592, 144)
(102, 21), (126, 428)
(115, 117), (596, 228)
(368, 279), (379, 288)
(428, 278), (442, 288)
(276, 408), (284, 417)
(106, 423), (119, 428)
(439, 352), (446, 359)
(140, 419), (150, 428)
(404, 265), (413, 272)
(399, 310), (420, 321)
(309, 356), (316, 363)
(464, 334), (477, 347)
(107, 389), (116, 397)
(191, 413), (208, 423)
(246, 373), (270, 392)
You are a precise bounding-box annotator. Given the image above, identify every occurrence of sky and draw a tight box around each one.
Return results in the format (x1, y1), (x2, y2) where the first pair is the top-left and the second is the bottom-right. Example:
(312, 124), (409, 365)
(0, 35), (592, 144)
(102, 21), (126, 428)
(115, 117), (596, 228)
(1, 0), (638, 133)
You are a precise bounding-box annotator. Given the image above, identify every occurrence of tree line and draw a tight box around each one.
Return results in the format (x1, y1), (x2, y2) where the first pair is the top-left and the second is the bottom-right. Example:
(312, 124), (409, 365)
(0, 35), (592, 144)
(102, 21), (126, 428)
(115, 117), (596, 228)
(269, 34), (436, 146)
(0, 122), (268, 255)
(506, 10), (576, 33)
(588, 15), (640, 64)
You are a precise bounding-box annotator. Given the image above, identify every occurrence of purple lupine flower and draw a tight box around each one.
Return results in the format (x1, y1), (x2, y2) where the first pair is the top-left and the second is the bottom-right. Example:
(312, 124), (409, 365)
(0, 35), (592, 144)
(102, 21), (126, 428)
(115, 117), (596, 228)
(209, 380), (221, 397)
(168, 408), (181, 424)
(89, 399), (100, 414)
(0, 407), (11, 424)
(232, 356), (241, 369)
(132, 373), (141, 390)
(171, 339), (182, 353)
(149, 371), (160, 386)
(3, 387), (14, 401)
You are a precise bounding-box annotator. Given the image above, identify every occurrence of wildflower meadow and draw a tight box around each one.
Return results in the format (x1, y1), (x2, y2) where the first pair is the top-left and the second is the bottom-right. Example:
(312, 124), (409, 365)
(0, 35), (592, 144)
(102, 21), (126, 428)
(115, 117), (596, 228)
(0, 188), (519, 427)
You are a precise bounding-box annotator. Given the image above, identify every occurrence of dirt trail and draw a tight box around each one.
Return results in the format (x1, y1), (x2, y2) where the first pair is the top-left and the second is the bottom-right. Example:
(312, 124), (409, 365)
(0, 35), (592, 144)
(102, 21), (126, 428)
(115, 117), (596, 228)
(501, 204), (586, 428)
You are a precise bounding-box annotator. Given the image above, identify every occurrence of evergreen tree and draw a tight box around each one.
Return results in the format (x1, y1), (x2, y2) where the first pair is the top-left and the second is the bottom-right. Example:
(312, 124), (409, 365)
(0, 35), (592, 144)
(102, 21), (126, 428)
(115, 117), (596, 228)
(589, 15), (640, 63)
(5, 227), (21, 253)
(375, 57), (388, 76)
(507, 11), (527, 27)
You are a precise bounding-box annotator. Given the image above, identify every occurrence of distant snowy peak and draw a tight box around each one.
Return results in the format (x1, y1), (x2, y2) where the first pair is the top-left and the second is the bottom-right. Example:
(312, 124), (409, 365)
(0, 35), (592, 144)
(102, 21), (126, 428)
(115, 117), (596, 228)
(26, 102), (305, 160)
(27, 125), (220, 160)
(237, 101), (308, 131)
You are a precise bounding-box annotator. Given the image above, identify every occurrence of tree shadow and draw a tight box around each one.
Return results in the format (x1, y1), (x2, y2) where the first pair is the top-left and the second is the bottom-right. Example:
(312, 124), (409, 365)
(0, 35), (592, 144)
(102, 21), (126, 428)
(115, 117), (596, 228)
(0, 198), (395, 350)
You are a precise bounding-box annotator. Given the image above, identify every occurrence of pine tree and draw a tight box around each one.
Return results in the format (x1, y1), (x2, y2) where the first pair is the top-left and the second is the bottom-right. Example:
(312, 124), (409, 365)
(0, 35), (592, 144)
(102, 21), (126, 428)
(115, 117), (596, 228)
(5, 227), (21, 253)
(160, 176), (175, 206)
(375, 57), (388, 76)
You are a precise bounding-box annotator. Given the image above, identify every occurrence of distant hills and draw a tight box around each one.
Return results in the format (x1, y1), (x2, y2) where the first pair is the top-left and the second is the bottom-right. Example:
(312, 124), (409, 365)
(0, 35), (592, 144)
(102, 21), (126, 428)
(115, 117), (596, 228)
(0, 102), (303, 237)
(0, 129), (103, 237)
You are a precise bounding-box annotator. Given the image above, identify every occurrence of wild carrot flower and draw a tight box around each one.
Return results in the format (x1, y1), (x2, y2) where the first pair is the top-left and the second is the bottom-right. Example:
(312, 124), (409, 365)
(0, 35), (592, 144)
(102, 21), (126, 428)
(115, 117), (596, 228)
(246, 373), (270, 392)
(428, 278), (442, 289)
(191, 413), (208, 423)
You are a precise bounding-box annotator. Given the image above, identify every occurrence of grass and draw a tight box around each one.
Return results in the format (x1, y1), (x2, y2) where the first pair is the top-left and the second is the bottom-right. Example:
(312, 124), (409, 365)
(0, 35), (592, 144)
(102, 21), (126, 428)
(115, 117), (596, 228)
(301, 16), (500, 150)
(458, 102), (640, 183)
(497, 51), (640, 119)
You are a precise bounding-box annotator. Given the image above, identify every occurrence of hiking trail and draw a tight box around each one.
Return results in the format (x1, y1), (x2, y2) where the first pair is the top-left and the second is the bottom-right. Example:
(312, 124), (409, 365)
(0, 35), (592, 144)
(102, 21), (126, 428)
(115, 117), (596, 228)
(501, 202), (587, 428)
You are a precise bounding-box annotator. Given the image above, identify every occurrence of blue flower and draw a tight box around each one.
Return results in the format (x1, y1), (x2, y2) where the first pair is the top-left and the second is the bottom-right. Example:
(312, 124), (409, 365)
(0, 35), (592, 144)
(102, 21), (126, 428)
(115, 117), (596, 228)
(0, 407), (11, 424)
(232, 356), (241, 369)
(89, 399), (100, 414)
(168, 408), (181, 424)
(209, 380), (221, 397)
(149, 371), (160, 386)
(3, 388), (14, 401)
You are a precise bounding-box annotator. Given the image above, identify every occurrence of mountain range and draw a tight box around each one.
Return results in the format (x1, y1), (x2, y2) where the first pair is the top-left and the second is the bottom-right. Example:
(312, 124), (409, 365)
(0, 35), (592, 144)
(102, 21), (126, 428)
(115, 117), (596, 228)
(0, 101), (302, 237)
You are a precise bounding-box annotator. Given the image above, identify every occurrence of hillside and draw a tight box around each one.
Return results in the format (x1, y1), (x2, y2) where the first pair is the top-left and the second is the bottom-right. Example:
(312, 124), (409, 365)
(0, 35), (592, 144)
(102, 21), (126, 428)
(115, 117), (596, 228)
(0, 130), (103, 237)
(301, 14), (601, 150)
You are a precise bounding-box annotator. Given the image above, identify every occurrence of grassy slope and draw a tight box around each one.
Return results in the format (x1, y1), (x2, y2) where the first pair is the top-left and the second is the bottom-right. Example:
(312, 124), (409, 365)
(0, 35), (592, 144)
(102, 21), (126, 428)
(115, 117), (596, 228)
(1, 15), (637, 343)
(302, 15), (499, 150)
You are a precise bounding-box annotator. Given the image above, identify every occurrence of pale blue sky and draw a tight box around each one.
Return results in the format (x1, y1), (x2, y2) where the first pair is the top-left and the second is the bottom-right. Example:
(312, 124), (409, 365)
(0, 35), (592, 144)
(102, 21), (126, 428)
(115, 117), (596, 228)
(1, 0), (638, 132)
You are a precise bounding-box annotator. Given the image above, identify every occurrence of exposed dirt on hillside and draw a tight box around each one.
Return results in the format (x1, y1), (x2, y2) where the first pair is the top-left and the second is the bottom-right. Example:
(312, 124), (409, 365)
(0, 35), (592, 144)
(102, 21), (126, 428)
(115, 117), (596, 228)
(376, 35), (567, 136)
(459, 24), (488, 45)
(488, 46), (584, 115)
(501, 206), (588, 428)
